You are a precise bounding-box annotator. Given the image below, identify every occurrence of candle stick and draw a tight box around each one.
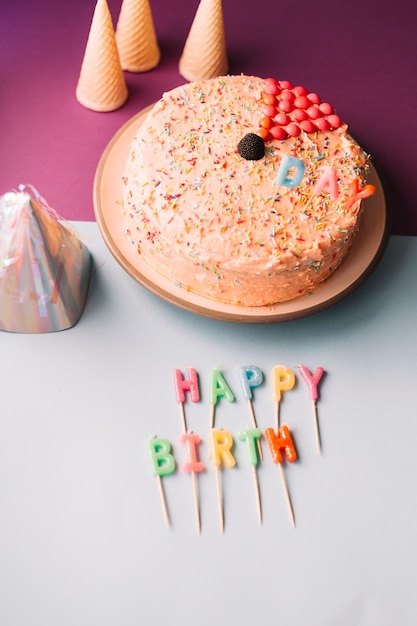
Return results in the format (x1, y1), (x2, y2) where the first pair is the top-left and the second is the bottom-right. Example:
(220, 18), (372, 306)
(178, 432), (204, 534)
(238, 427), (263, 524)
(209, 429), (236, 533)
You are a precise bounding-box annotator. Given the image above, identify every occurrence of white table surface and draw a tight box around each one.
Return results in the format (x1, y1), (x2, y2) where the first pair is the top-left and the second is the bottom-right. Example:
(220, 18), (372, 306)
(1, 222), (416, 626)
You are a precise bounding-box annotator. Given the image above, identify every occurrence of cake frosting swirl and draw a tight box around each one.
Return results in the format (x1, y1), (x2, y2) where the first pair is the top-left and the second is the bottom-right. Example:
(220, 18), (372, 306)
(122, 75), (374, 306)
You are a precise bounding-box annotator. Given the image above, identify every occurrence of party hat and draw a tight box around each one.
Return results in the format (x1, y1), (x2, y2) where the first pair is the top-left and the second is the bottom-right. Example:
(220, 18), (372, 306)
(76, 0), (128, 112)
(0, 186), (91, 333)
(179, 0), (228, 82)
(115, 0), (160, 72)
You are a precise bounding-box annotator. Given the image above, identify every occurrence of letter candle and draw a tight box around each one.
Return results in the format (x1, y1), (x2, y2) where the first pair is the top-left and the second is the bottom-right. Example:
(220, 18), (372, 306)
(264, 426), (297, 527)
(173, 368), (200, 432)
(148, 436), (176, 528)
(238, 428), (263, 524)
(238, 366), (264, 459)
(298, 365), (325, 453)
(209, 368), (235, 429)
(272, 365), (295, 429)
(209, 429), (236, 533)
(173, 368), (201, 533)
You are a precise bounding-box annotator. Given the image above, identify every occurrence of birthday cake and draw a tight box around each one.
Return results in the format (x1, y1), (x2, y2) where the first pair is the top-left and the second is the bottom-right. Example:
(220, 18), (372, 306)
(122, 75), (375, 306)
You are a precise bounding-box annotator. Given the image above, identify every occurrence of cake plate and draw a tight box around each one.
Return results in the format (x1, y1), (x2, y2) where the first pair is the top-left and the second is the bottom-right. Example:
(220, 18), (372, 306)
(94, 107), (390, 323)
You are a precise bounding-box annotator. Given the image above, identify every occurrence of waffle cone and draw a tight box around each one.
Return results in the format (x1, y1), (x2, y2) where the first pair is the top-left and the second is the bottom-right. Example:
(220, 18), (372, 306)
(115, 0), (160, 72)
(179, 0), (228, 82)
(76, 0), (128, 112)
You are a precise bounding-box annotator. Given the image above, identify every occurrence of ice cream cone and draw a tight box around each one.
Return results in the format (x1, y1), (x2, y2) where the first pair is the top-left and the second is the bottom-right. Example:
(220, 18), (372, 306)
(179, 0), (228, 82)
(0, 187), (91, 333)
(76, 0), (128, 112)
(115, 0), (160, 72)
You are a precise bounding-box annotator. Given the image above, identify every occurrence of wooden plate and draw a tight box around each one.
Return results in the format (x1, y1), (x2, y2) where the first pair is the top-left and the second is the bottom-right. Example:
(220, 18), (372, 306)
(93, 107), (390, 323)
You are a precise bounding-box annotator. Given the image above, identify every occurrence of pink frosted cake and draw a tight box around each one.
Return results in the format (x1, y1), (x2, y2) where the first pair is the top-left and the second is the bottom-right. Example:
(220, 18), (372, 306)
(122, 75), (374, 306)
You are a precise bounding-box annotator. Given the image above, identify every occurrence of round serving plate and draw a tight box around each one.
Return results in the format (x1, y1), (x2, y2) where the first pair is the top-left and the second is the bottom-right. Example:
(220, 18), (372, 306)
(93, 107), (390, 323)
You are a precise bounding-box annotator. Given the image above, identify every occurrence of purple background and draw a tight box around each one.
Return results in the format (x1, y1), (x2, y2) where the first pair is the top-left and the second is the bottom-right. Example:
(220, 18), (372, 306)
(1, 0), (416, 234)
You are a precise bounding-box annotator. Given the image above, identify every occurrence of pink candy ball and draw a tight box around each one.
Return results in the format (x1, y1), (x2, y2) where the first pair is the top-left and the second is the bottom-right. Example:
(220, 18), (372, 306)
(262, 104), (278, 117)
(264, 83), (280, 96)
(314, 117), (331, 131)
(307, 92), (321, 105)
(280, 90), (295, 102)
(300, 119), (316, 133)
(269, 126), (288, 140)
(319, 102), (333, 115)
(294, 95), (310, 109)
(292, 108), (309, 122)
(293, 85), (308, 97)
(279, 80), (293, 90)
(279, 99), (294, 113)
(327, 114), (343, 129)
(275, 112), (290, 126)
(306, 105), (322, 120)
(286, 122), (301, 137)
(264, 77), (278, 87)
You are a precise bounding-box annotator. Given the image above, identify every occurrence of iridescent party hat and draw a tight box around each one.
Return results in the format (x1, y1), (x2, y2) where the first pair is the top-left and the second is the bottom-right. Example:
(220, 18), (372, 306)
(0, 186), (91, 333)
(179, 0), (228, 82)
(115, 0), (160, 72)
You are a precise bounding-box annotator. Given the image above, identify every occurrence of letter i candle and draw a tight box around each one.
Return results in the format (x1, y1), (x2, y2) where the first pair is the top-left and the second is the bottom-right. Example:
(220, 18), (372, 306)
(298, 365), (325, 453)
(174, 368), (202, 533)
(148, 436), (176, 527)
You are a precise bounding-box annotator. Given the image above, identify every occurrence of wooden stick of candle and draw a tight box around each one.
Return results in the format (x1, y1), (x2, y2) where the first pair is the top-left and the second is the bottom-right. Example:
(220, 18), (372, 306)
(156, 475), (170, 528)
(214, 464), (224, 533)
(264, 426), (297, 528)
(278, 464), (295, 528)
(238, 427), (263, 525)
(210, 428), (236, 533)
(252, 465), (262, 525)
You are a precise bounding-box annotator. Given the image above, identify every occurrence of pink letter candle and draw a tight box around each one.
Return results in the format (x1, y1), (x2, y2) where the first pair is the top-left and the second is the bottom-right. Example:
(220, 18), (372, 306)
(178, 431), (203, 534)
(173, 368), (200, 404)
(178, 433), (204, 473)
(299, 365), (325, 453)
